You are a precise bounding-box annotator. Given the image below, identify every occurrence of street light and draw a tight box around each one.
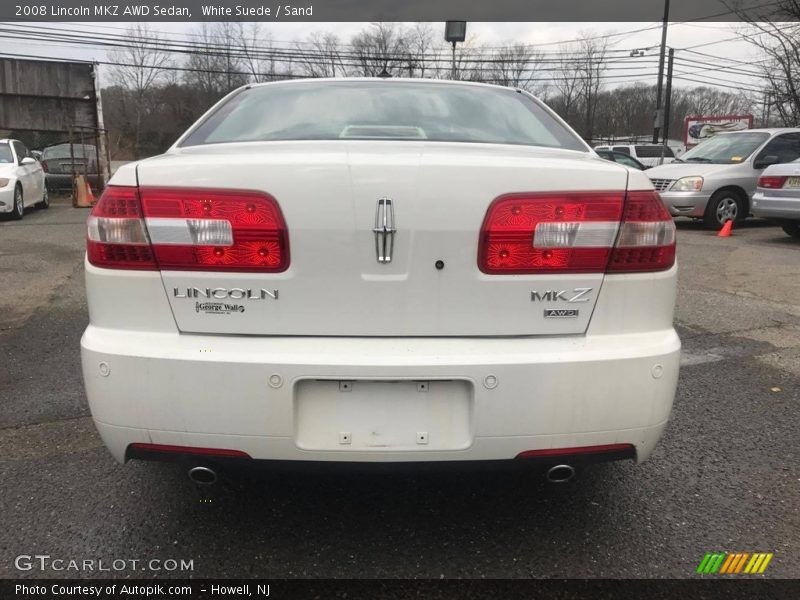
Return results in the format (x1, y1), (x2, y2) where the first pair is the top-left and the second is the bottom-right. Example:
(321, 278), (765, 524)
(444, 21), (467, 80)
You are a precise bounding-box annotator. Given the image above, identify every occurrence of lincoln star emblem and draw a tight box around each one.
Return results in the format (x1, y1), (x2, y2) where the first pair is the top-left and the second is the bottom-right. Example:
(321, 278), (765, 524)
(373, 197), (396, 264)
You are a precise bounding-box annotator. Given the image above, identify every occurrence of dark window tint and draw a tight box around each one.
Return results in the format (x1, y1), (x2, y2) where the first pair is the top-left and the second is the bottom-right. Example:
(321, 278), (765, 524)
(12, 141), (27, 162)
(182, 81), (587, 151)
(0, 143), (13, 163)
(757, 133), (800, 164)
(635, 145), (675, 158)
(43, 144), (97, 159)
(614, 153), (645, 169)
(612, 146), (630, 155)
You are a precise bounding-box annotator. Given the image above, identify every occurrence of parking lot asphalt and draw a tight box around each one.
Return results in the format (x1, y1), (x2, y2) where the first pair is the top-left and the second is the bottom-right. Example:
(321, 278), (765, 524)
(1, 196), (798, 579)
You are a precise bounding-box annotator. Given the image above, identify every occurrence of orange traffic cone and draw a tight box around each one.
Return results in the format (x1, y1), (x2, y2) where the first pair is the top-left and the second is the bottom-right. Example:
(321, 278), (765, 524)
(717, 219), (733, 237)
(85, 181), (96, 205)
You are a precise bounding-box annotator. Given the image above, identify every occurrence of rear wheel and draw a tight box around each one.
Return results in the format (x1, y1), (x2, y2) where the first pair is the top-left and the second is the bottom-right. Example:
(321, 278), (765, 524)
(782, 221), (800, 238)
(703, 190), (745, 229)
(10, 185), (24, 220)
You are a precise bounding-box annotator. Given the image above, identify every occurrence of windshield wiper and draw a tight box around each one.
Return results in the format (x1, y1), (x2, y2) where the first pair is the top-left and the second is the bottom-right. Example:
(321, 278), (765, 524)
(685, 157), (712, 162)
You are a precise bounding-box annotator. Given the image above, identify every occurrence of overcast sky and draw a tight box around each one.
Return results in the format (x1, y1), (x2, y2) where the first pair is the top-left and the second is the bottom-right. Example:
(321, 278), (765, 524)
(2, 21), (766, 91)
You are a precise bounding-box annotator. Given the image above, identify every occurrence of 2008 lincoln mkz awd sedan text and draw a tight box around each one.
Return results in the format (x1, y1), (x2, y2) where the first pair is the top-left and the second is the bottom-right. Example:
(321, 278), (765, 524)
(81, 79), (680, 482)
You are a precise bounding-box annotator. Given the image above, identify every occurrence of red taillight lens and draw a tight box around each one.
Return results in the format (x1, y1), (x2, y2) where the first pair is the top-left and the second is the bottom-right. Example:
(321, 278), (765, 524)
(758, 176), (787, 189)
(41, 160), (49, 173)
(478, 192), (625, 274)
(607, 191), (676, 273)
(139, 187), (289, 272)
(86, 186), (157, 270)
(478, 190), (675, 274)
(86, 186), (289, 272)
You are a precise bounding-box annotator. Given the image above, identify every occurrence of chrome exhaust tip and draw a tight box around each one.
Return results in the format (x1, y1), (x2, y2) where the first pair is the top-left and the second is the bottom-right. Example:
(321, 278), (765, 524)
(188, 466), (218, 485)
(546, 464), (575, 483)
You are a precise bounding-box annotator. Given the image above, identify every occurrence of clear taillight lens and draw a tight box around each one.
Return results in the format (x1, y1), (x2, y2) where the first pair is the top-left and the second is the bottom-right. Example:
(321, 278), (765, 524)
(86, 186), (156, 270)
(607, 191), (676, 273)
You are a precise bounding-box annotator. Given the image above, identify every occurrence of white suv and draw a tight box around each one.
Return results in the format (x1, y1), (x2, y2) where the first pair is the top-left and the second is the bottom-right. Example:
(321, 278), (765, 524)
(594, 144), (677, 168)
(81, 79), (680, 483)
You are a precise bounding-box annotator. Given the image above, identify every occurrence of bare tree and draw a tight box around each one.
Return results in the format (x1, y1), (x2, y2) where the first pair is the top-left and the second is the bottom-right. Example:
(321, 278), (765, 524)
(576, 34), (609, 143)
(296, 31), (346, 77)
(108, 24), (173, 158)
(489, 43), (540, 90)
(184, 23), (248, 103)
(350, 23), (410, 77)
(405, 23), (438, 78)
(550, 44), (584, 126)
(724, 1), (800, 125)
(238, 23), (282, 83)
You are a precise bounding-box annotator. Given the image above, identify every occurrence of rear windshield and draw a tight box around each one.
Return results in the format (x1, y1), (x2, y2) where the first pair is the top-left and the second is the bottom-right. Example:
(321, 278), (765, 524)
(0, 143), (13, 163)
(635, 145), (675, 158)
(43, 144), (96, 159)
(181, 81), (587, 151)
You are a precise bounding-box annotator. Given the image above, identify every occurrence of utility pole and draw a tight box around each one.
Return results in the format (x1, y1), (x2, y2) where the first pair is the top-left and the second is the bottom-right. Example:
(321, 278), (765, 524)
(660, 48), (675, 165)
(762, 89), (772, 127)
(444, 21), (467, 80)
(652, 0), (671, 144)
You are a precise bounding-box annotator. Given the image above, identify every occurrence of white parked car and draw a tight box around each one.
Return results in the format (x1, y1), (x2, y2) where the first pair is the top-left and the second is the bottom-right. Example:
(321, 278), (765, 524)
(751, 159), (800, 238)
(81, 79), (680, 484)
(0, 138), (48, 219)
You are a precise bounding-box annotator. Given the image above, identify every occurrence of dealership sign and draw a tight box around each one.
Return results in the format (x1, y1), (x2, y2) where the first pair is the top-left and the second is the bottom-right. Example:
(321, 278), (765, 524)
(684, 115), (754, 147)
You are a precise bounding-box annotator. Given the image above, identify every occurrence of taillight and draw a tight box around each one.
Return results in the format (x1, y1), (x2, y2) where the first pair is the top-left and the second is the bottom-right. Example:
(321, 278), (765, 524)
(607, 191), (676, 273)
(41, 160), (49, 173)
(86, 186), (156, 270)
(140, 187), (289, 272)
(758, 176), (787, 189)
(86, 186), (289, 272)
(478, 190), (675, 274)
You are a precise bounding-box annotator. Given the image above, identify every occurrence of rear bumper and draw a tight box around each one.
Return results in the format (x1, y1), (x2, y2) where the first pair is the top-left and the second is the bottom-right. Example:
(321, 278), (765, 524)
(751, 192), (800, 220)
(659, 190), (711, 217)
(82, 327), (680, 465)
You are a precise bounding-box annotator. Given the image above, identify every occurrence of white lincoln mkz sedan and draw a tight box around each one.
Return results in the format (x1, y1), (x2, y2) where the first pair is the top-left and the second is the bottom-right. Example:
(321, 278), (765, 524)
(81, 79), (680, 484)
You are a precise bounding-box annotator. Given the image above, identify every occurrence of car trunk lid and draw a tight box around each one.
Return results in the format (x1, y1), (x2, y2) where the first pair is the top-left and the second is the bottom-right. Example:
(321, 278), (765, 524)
(135, 141), (630, 336)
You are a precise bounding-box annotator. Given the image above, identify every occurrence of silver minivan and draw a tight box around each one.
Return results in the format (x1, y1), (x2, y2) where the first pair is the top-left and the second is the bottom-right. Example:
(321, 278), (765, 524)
(646, 128), (800, 229)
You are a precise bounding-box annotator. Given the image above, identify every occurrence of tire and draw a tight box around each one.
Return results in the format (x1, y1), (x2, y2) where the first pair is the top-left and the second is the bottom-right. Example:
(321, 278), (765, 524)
(10, 185), (24, 220)
(703, 190), (745, 229)
(37, 186), (50, 209)
(782, 221), (800, 239)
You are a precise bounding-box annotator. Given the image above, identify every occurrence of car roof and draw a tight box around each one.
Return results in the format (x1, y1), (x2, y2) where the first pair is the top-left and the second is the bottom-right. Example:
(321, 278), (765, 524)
(245, 77), (535, 94)
(722, 128), (800, 135)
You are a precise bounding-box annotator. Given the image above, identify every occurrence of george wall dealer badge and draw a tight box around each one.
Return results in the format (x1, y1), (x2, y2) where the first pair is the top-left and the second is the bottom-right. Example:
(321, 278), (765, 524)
(195, 302), (246, 315)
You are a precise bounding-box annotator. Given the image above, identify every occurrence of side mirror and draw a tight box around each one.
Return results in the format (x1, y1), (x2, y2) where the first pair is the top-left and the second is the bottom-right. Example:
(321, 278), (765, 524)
(20, 157), (36, 165)
(754, 155), (779, 169)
